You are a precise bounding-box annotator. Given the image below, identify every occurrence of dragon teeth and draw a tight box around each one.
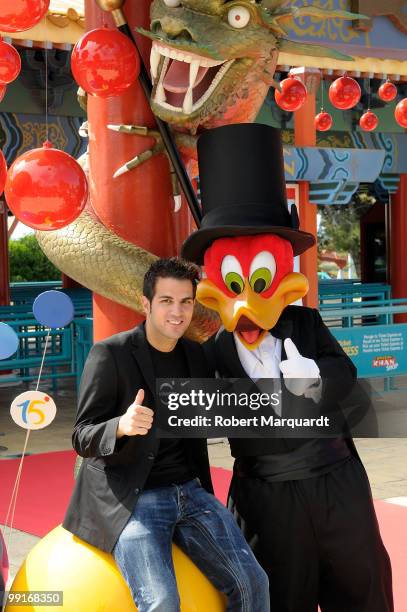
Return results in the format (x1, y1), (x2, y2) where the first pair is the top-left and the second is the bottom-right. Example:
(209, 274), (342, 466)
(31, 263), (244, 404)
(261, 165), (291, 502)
(150, 46), (160, 80)
(151, 40), (235, 115)
(154, 58), (235, 114)
(183, 88), (193, 114)
(193, 59), (234, 110)
(189, 60), (200, 88)
(156, 82), (166, 103)
(153, 42), (223, 68)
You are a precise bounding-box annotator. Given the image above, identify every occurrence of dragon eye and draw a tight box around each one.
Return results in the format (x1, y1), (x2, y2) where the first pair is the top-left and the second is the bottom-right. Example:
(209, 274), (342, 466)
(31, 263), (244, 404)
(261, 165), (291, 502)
(221, 255), (244, 295)
(227, 6), (251, 29)
(163, 0), (181, 7)
(249, 251), (276, 294)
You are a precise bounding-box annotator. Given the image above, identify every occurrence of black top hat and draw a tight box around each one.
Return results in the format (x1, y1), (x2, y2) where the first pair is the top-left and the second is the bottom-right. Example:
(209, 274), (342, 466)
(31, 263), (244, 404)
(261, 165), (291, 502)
(181, 123), (315, 264)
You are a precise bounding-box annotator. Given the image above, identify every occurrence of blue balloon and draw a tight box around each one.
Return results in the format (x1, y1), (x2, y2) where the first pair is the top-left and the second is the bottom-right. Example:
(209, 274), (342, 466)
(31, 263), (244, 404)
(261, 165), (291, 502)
(33, 291), (74, 328)
(0, 323), (19, 359)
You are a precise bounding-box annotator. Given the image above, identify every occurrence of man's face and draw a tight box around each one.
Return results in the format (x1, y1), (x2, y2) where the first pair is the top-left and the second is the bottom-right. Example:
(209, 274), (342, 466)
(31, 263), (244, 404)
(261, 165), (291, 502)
(142, 277), (195, 341)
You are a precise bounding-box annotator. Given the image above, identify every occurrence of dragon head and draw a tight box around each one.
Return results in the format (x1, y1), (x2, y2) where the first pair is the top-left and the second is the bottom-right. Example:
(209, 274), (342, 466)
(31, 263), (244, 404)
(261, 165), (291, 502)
(138, 0), (365, 133)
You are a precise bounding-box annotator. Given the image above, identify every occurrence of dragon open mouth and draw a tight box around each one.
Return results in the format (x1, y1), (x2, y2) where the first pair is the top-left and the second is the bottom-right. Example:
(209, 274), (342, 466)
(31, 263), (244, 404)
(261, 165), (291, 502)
(150, 42), (234, 114)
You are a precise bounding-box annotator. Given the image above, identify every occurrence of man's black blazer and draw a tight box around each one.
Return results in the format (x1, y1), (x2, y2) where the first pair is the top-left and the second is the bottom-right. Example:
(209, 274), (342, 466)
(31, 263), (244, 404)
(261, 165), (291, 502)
(63, 323), (213, 553)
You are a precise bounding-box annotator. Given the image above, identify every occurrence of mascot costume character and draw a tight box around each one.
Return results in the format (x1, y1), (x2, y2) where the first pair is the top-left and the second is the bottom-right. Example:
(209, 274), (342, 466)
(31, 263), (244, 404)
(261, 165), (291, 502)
(182, 122), (393, 612)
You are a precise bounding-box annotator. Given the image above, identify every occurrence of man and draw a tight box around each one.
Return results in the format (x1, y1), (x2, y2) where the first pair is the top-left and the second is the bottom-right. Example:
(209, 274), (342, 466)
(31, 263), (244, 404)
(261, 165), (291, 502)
(63, 257), (269, 612)
(181, 123), (393, 612)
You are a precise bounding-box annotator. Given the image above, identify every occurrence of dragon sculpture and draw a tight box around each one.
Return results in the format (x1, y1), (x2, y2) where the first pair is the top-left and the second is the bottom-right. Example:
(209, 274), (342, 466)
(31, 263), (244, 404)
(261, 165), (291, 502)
(35, 0), (364, 339)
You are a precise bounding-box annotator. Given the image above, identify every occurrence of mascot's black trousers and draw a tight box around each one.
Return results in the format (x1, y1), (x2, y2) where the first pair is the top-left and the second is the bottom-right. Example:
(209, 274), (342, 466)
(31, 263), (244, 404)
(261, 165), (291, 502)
(229, 455), (393, 612)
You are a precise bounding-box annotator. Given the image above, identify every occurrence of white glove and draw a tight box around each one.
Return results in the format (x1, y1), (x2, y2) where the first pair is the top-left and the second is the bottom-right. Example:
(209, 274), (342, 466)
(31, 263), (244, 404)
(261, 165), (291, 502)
(279, 338), (321, 399)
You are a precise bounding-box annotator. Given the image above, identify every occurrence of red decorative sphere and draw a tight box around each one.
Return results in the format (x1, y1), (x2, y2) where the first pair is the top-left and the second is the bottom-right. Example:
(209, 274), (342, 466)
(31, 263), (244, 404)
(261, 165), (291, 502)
(0, 84), (6, 103)
(0, 40), (21, 84)
(0, 150), (7, 195)
(359, 110), (379, 132)
(329, 76), (361, 110)
(0, 0), (49, 33)
(378, 80), (397, 103)
(314, 110), (333, 132)
(395, 98), (407, 129)
(4, 142), (88, 231)
(275, 77), (307, 112)
(71, 27), (140, 98)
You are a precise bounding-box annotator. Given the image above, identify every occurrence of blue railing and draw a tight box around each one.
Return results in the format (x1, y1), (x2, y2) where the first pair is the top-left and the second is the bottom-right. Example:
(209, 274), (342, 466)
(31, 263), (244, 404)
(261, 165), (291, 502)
(0, 319), (75, 392)
(319, 285), (407, 381)
(0, 286), (92, 390)
(2, 281), (406, 387)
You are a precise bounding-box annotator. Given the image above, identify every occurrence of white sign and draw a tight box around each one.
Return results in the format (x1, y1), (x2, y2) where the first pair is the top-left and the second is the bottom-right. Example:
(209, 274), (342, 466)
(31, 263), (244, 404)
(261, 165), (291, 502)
(11, 391), (57, 430)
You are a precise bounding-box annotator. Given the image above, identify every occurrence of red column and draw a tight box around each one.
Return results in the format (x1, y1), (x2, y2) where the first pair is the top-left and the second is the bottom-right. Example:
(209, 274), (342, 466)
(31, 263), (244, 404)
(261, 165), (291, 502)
(297, 182), (318, 307)
(390, 174), (407, 323)
(0, 201), (10, 306)
(293, 68), (319, 309)
(85, 0), (192, 340)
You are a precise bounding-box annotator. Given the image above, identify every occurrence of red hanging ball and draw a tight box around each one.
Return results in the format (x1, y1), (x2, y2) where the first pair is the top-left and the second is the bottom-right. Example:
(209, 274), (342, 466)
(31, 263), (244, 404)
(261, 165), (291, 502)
(4, 142), (88, 231)
(329, 75), (361, 110)
(314, 110), (333, 132)
(395, 98), (407, 128)
(0, 40), (21, 84)
(275, 76), (307, 112)
(378, 80), (397, 103)
(0, 150), (7, 195)
(71, 27), (140, 98)
(359, 110), (379, 132)
(0, 0), (49, 33)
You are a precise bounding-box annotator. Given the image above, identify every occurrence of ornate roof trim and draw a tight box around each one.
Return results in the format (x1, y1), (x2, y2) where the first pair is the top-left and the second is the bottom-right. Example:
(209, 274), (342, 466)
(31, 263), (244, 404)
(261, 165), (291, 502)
(1, 1), (85, 48)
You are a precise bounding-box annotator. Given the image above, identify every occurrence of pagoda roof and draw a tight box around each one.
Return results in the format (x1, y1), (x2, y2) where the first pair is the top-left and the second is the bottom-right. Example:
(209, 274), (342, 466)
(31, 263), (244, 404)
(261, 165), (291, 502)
(1, 0), (85, 50)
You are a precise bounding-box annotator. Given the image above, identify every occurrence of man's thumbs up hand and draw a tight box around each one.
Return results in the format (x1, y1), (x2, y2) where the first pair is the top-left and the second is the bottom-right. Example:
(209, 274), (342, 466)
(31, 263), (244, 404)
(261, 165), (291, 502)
(117, 389), (154, 438)
(134, 389), (145, 406)
(279, 339), (320, 397)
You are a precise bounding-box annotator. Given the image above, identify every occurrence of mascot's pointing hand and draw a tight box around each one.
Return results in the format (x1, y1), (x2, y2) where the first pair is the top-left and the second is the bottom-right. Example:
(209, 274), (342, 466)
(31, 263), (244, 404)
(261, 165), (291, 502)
(279, 339), (321, 399)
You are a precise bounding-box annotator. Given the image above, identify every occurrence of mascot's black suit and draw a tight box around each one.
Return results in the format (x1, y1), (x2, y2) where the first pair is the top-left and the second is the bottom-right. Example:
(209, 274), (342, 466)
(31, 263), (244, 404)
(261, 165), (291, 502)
(182, 123), (393, 612)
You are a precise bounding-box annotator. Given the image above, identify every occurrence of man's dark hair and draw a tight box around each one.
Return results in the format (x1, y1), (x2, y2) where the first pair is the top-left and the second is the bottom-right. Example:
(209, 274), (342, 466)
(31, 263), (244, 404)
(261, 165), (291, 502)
(143, 257), (200, 301)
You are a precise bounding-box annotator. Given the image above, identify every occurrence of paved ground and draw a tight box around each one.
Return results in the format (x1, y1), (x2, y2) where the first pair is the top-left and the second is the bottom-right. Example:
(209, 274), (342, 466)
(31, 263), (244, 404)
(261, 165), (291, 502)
(1, 377), (406, 585)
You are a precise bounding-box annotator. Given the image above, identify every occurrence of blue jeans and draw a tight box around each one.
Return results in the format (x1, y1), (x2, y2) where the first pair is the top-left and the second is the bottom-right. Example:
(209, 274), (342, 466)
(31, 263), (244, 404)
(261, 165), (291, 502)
(113, 478), (269, 612)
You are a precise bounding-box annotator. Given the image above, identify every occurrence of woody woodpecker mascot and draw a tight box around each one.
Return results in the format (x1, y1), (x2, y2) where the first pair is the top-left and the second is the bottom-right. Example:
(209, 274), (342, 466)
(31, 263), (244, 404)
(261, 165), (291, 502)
(182, 123), (393, 612)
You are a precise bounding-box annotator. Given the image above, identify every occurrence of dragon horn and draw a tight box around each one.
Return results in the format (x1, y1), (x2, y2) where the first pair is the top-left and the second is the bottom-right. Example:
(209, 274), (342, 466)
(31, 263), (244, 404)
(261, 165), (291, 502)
(274, 7), (368, 22)
(278, 39), (356, 62)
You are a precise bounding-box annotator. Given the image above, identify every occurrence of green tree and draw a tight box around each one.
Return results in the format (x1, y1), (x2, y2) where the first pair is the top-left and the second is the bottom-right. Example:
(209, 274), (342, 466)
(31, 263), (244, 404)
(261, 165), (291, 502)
(9, 234), (61, 282)
(318, 193), (375, 276)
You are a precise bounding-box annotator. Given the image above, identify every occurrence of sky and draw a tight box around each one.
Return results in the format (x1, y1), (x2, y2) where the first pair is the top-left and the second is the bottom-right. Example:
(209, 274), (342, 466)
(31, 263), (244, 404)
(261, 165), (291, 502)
(8, 218), (34, 241)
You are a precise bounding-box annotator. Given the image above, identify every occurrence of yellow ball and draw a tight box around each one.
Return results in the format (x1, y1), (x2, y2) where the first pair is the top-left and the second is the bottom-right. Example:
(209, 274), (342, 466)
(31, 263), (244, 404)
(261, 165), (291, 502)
(6, 526), (226, 611)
